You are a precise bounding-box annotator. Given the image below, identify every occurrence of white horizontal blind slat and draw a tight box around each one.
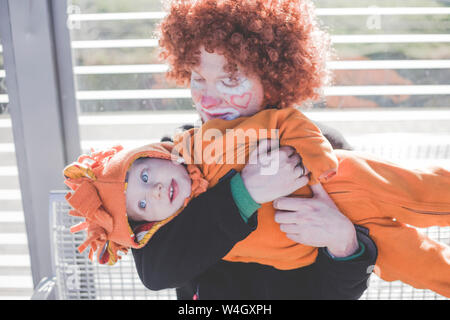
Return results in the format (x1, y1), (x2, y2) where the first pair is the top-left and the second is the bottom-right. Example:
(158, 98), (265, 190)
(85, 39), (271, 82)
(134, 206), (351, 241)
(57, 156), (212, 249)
(66, 8), (450, 21)
(332, 34), (450, 44)
(0, 234), (27, 245)
(81, 139), (160, 150)
(0, 166), (18, 176)
(76, 89), (191, 100)
(4, 109), (450, 127)
(0, 190), (21, 200)
(2, 60), (446, 78)
(0, 276), (33, 289)
(324, 85), (450, 96)
(68, 11), (166, 21)
(0, 118), (11, 127)
(4, 60), (446, 79)
(74, 85), (450, 100)
(70, 35), (450, 49)
(0, 255), (30, 267)
(0, 212), (24, 223)
(74, 64), (168, 74)
(315, 7), (450, 16)
(327, 60), (450, 70)
(0, 143), (15, 152)
(71, 39), (158, 49)
(79, 112), (198, 125)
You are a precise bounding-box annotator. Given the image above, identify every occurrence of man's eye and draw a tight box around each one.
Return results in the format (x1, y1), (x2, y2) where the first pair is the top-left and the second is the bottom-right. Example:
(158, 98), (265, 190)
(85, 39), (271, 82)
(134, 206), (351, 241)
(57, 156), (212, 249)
(138, 200), (147, 209)
(141, 171), (149, 183)
(222, 78), (240, 87)
(193, 78), (204, 82)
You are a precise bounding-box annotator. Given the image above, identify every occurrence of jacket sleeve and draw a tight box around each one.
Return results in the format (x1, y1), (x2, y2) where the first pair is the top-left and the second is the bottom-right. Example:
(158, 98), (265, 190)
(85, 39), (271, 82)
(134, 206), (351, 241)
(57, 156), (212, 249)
(131, 173), (257, 291)
(313, 225), (378, 299)
(272, 108), (339, 184)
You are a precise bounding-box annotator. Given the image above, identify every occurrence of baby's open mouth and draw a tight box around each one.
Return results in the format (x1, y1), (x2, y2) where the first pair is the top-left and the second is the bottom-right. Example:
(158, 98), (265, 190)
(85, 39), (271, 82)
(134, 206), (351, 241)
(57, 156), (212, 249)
(169, 179), (178, 203)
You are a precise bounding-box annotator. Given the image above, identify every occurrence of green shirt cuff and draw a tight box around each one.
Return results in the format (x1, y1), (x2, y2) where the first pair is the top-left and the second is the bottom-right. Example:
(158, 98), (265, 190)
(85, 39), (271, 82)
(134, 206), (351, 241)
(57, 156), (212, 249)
(230, 173), (261, 223)
(327, 241), (366, 261)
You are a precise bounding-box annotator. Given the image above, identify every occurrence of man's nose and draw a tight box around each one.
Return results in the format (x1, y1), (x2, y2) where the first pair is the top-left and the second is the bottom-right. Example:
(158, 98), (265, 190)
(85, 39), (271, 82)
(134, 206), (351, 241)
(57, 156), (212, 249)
(201, 95), (222, 109)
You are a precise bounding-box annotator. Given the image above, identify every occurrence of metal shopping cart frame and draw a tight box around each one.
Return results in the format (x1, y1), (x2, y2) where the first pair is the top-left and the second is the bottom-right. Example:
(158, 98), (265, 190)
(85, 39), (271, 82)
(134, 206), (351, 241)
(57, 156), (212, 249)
(31, 140), (450, 300)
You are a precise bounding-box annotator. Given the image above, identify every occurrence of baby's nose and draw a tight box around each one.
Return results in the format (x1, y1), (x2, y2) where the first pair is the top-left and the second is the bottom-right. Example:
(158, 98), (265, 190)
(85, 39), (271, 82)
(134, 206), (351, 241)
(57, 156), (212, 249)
(201, 95), (222, 109)
(150, 183), (164, 199)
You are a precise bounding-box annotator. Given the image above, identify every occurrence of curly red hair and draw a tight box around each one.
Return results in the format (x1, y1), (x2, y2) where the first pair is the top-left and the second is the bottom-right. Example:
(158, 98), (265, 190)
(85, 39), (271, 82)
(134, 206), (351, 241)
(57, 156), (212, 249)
(158, 0), (332, 109)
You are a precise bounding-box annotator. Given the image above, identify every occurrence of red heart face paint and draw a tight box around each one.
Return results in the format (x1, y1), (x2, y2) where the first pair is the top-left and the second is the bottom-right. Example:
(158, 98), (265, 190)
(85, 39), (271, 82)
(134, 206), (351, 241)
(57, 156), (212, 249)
(230, 92), (252, 109)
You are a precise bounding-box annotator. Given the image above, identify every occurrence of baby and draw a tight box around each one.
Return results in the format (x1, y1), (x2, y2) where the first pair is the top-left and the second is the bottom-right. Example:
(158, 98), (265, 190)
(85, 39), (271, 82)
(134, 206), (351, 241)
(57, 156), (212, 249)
(64, 107), (450, 298)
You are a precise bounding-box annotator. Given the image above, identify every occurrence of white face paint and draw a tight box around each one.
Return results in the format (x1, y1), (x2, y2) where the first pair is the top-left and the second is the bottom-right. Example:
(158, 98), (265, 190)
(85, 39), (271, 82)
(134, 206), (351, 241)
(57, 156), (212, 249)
(216, 77), (252, 95)
(190, 47), (265, 122)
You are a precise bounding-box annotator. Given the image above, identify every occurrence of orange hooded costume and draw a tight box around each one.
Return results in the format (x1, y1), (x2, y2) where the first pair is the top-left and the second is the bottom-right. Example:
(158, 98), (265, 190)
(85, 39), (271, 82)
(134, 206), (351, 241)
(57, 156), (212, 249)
(65, 107), (450, 297)
(63, 143), (207, 265)
(171, 107), (450, 297)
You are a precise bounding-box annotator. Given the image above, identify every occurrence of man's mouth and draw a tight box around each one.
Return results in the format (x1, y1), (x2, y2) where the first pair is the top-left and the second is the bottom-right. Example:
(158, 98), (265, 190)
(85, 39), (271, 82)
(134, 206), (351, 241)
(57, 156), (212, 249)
(202, 109), (239, 121)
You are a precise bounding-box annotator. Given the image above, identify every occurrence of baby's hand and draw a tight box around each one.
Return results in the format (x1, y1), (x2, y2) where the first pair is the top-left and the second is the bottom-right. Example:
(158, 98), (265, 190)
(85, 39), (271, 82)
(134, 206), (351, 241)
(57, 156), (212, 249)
(241, 139), (309, 204)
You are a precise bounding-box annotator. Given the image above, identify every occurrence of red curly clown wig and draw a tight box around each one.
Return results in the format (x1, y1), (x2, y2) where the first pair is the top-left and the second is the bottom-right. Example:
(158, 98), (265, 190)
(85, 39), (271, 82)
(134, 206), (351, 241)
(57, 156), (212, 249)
(158, 0), (332, 109)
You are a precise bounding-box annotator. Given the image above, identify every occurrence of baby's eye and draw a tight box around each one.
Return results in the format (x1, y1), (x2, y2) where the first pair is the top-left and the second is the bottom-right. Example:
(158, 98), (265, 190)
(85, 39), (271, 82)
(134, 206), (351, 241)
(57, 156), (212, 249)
(138, 200), (147, 209)
(141, 170), (149, 183)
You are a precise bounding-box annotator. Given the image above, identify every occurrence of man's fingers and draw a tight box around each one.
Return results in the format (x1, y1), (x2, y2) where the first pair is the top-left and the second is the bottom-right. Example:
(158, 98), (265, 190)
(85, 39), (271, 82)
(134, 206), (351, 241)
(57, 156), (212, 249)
(301, 166), (310, 175)
(294, 176), (309, 189)
(249, 139), (270, 162)
(274, 211), (299, 224)
(252, 139), (279, 165)
(259, 139), (279, 154)
(248, 141), (260, 163)
(279, 223), (302, 234)
(273, 197), (313, 211)
(278, 146), (295, 160)
(309, 182), (340, 210)
(309, 182), (328, 199)
(288, 153), (301, 166)
(285, 233), (303, 244)
(266, 139), (280, 153)
(293, 164), (305, 178)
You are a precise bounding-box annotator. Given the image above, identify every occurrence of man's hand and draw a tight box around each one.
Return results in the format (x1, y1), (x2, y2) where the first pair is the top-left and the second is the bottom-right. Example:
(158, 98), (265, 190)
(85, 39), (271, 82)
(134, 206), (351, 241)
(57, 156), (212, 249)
(240, 139), (308, 204)
(274, 183), (359, 258)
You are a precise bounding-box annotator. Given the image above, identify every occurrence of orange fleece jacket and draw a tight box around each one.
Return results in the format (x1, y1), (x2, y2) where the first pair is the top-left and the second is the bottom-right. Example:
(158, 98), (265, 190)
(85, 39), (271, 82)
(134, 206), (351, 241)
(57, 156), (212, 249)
(173, 107), (450, 297)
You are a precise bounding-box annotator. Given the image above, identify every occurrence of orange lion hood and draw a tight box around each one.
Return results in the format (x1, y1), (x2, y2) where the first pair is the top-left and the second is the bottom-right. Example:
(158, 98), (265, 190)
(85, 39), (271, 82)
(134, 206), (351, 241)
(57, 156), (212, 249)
(63, 142), (208, 265)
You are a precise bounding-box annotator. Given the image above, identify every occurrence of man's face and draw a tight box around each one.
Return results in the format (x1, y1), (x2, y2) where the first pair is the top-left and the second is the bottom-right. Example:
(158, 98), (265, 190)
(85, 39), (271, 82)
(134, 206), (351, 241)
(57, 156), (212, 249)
(190, 47), (265, 122)
(125, 158), (191, 222)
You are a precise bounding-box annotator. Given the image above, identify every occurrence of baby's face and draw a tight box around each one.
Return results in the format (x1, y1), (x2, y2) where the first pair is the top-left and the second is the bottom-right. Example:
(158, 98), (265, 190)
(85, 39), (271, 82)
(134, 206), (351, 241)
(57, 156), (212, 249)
(190, 46), (265, 122)
(125, 158), (192, 222)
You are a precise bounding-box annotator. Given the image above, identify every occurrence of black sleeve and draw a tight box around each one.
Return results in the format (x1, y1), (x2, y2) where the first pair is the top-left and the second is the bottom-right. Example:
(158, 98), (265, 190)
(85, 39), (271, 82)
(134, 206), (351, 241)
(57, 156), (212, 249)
(312, 225), (378, 299)
(131, 174), (257, 291)
(314, 121), (354, 151)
